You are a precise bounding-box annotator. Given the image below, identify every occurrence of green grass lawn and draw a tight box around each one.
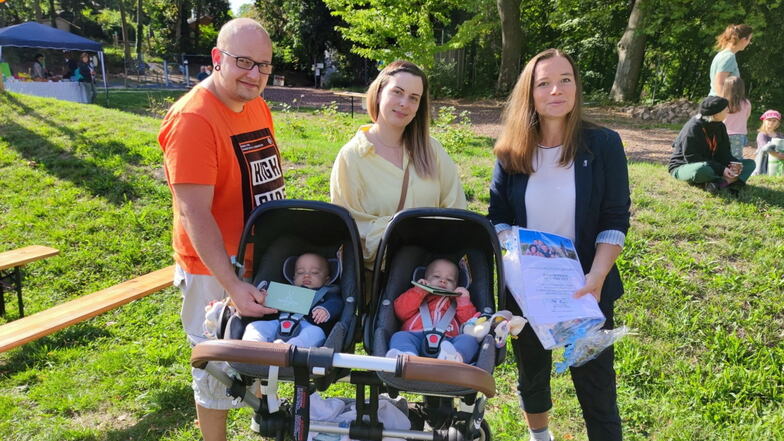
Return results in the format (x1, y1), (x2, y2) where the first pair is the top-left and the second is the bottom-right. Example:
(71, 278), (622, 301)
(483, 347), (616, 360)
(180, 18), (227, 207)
(1, 90), (782, 440)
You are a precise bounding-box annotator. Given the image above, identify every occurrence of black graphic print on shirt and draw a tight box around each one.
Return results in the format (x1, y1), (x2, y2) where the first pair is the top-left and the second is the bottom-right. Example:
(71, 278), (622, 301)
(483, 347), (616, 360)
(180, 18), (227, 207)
(231, 128), (286, 221)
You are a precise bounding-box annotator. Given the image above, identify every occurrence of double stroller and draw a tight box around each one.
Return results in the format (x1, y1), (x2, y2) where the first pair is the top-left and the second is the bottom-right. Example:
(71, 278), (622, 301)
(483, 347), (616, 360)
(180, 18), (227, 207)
(192, 201), (506, 441)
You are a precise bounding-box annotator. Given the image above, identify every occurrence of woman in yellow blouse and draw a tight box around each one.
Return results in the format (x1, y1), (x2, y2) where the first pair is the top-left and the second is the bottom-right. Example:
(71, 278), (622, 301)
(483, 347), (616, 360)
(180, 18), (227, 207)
(330, 60), (467, 270)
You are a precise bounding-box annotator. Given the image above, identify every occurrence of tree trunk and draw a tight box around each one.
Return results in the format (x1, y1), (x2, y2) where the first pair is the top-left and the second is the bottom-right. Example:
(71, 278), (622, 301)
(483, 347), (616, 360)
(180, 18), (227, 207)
(496, 0), (523, 95)
(194, 0), (202, 50)
(48, 0), (56, 28)
(119, 0), (131, 87)
(33, 0), (42, 22)
(135, 0), (143, 66)
(610, 0), (646, 102)
(174, 0), (183, 53)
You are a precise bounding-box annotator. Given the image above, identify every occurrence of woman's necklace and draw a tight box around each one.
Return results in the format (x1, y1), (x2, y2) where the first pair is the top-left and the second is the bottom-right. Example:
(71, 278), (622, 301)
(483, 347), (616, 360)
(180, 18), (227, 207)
(368, 129), (405, 167)
(369, 128), (403, 150)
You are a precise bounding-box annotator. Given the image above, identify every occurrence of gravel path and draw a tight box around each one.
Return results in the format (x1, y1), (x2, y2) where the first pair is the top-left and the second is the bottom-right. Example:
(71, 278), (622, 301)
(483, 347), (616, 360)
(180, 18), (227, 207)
(263, 86), (758, 163)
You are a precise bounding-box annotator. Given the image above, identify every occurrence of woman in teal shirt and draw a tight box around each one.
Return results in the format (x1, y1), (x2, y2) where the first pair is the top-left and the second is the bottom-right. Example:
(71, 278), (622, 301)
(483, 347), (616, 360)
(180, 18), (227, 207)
(709, 24), (752, 96)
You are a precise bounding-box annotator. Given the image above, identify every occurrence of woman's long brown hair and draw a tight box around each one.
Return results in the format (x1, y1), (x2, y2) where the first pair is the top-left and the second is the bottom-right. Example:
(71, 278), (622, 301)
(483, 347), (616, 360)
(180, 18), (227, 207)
(366, 60), (435, 178)
(721, 76), (746, 114)
(493, 49), (585, 174)
(715, 24), (752, 50)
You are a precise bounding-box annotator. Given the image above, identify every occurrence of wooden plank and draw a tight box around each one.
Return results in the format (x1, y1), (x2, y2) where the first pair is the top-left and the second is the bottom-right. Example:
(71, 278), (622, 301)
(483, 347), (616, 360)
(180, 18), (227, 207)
(333, 91), (366, 98)
(0, 246), (59, 271)
(0, 265), (175, 353)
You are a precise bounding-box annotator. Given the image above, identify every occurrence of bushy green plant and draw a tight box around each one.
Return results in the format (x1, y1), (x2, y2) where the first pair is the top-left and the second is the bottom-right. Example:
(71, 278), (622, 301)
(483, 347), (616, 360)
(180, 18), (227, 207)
(432, 106), (475, 154)
(146, 94), (176, 117)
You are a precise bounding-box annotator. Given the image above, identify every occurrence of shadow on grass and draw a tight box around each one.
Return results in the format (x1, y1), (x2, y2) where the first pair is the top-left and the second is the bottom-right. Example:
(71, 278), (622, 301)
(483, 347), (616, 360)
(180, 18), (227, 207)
(0, 93), (142, 204)
(716, 183), (784, 209)
(0, 324), (111, 376)
(68, 385), (196, 441)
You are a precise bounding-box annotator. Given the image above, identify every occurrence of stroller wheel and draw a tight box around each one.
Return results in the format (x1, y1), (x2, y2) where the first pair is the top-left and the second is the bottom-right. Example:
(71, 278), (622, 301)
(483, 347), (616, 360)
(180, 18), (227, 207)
(250, 408), (289, 439)
(450, 418), (491, 441)
(473, 420), (491, 441)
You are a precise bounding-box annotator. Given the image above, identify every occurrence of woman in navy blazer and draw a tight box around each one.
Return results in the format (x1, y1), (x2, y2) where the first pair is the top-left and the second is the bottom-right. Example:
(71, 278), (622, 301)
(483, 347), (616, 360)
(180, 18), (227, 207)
(489, 49), (630, 441)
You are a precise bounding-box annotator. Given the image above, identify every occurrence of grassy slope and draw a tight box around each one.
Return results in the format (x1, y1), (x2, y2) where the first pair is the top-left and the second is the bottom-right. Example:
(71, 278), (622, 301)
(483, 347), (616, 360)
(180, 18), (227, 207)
(0, 90), (782, 440)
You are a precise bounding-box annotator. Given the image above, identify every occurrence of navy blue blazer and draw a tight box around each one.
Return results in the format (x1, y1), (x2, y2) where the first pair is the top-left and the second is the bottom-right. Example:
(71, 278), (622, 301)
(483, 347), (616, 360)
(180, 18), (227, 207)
(488, 126), (631, 306)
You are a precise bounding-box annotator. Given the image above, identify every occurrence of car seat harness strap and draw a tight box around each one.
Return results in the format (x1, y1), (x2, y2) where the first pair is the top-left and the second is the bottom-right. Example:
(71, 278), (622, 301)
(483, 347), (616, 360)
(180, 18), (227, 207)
(418, 300), (457, 356)
(277, 286), (330, 338)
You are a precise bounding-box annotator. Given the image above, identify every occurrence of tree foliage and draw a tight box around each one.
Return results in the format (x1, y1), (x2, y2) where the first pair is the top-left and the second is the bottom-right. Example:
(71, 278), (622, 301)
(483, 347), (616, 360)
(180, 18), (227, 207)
(323, 0), (490, 70)
(0, 0), (782, 106)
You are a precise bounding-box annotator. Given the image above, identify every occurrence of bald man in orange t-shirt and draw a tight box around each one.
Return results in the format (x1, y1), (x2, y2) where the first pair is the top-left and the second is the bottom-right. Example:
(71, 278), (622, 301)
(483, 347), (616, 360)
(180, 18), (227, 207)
(159, 18), (284, 441)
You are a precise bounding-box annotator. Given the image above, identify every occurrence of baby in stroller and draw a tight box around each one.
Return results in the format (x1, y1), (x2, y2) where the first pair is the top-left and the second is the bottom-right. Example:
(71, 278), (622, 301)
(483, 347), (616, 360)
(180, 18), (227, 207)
(193, 202), (500, 441)
(386, 257), (480, 363)
(242, 252), (344, 348)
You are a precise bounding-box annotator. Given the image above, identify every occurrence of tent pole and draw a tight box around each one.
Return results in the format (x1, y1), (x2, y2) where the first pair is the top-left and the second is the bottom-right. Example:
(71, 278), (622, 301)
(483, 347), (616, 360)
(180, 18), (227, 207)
(99, 51), (108, 104)
(0, 46), (3, 61)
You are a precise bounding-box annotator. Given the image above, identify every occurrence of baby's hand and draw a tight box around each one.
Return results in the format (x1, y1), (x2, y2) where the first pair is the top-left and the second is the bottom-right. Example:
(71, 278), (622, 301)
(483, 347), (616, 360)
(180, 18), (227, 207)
(257, 288), (268, 304)
(311, 306), (329, 324)
(417, 278), (429, 286)
(455, 287), (470, 298)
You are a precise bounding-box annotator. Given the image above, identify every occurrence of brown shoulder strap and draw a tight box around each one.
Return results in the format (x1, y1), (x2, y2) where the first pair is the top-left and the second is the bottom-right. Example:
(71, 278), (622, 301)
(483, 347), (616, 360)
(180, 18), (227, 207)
(397, 162), (411, 212)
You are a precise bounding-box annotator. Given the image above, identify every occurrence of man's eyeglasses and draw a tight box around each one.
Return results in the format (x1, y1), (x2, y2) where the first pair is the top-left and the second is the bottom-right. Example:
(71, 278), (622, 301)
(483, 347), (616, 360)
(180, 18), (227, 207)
(218, 49), (273, 75)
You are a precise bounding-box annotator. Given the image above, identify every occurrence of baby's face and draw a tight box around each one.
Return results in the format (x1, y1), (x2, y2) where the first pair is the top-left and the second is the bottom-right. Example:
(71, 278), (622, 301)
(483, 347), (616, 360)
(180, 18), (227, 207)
(423, 260), (458, 292)
(293, 254), (329, 289)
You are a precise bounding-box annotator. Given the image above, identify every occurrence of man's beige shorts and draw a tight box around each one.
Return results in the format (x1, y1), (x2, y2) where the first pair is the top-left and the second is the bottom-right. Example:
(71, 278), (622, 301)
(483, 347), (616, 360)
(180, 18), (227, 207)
(174, 264), (244, 410)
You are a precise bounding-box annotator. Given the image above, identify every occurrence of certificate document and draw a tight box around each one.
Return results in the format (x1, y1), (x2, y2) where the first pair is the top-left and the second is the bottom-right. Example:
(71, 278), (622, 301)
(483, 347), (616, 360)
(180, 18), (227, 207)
(264, 281), (317, 315)
(503, 227), (605, 349)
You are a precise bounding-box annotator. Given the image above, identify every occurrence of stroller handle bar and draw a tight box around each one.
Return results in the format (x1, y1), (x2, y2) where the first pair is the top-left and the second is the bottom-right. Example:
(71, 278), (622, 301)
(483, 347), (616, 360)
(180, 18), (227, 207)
(191, 340), (496, 397)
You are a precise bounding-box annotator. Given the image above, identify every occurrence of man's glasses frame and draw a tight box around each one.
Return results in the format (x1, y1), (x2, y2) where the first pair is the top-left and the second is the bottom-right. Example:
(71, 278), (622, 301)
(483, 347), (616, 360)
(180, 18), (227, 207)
(218, 49), (273, 75)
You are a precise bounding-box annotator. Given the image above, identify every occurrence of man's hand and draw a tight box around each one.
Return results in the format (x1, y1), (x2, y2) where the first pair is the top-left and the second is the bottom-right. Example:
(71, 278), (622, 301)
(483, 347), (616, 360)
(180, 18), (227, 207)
(311, 306), (329, 324)
(227, 280), (278, 317)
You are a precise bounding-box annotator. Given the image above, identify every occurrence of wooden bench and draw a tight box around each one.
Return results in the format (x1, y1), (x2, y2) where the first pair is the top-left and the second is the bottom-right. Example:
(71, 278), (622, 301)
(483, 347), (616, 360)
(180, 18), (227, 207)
(0, 245), (60, 317)
(0, 265), (175, 353)
(333, 91), (366, 118)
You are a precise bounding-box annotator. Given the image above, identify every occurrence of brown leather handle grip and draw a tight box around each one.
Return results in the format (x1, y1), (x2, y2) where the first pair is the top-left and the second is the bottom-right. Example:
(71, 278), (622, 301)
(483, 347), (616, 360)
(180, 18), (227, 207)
(191, 340), (293, 369)
(399, 355), (496, 397)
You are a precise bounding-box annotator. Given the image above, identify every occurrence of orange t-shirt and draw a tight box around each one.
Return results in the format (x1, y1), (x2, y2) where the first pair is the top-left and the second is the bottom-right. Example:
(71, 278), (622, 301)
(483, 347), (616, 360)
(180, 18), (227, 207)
(159, 86), (285, 274)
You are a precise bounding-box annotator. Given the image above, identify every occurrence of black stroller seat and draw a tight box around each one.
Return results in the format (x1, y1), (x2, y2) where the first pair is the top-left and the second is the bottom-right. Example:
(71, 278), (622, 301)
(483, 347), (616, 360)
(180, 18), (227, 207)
(192, 204), (501, 441)
(367, 208), (506, 396)
(216, 200), (364, 386)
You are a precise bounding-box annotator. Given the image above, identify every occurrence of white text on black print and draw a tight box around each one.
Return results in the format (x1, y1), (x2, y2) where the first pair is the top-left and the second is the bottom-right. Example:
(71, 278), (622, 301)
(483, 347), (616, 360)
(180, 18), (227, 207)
(250, 156), (282, 186)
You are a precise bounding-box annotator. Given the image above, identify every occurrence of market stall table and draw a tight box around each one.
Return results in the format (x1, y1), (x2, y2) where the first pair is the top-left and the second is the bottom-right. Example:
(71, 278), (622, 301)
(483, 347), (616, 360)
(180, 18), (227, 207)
(3, 78), (91, 103)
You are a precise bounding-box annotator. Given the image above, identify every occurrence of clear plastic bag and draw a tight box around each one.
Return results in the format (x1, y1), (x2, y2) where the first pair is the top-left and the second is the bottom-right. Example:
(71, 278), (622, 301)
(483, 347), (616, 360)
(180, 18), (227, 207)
(555, 326), (629, 373)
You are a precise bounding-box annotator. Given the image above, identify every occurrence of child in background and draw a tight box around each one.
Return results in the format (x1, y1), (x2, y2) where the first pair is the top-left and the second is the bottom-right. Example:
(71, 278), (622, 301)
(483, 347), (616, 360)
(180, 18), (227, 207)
(754, 109), (784, 176)
(242, 252), (343, 347)
(721, 76), (752, 160)
(386, 258), (479, 363)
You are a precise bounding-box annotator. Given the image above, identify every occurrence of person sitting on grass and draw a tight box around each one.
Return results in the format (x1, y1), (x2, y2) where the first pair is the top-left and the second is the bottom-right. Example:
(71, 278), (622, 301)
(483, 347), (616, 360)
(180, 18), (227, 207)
(386, 258), (479, 363)
(242, 252), (343, 348)
(668, 96), (755, 194)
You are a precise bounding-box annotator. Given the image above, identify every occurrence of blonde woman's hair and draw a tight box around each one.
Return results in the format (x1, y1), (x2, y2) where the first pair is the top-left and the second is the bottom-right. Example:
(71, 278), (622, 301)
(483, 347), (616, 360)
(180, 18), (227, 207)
(366, 60), (435, 178)
(715, 24), (752, 50)
(721, 76), (746, 113)
(760, 118), (780, 136)
(494, 48), (586, 174)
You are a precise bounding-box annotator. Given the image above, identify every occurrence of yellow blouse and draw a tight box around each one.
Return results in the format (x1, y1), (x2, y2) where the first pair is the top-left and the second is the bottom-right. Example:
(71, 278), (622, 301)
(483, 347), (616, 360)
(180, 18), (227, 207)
(330, 125), (468, 269)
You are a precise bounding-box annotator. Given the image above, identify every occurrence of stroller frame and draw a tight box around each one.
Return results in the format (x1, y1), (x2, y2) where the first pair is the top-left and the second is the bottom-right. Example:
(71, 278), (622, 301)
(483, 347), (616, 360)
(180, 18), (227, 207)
(193, 203), (501, 441)
(192, 340), (495, 441)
